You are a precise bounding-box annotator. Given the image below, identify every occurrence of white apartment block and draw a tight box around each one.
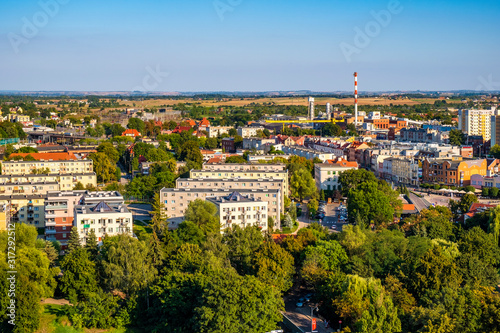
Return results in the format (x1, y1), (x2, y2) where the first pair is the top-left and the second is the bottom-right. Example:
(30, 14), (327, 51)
(207, 126), (233, 138)
(207, 192), (268, 231)
(176, 177), (286, 211)
(201, 163), (286, 172)
(190, 169), (289, 194)
(0, 173), (97, 194)
(160, 188), (281, 229)
(281, 146), (336, 162)
(314, 164), (358, 191)
(237, 127), (264, 138)
(247, 154), (292, 162)
(458, 108), (499, 141)
(1, 159), (94, 176)
(74, 200), (132, 245)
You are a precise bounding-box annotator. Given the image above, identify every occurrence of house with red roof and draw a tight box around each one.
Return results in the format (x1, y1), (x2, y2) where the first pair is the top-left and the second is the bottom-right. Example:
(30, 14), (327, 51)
(198, 118), (210, 132)
(463, 203), (496, 222)
(122, 129), (142, 137)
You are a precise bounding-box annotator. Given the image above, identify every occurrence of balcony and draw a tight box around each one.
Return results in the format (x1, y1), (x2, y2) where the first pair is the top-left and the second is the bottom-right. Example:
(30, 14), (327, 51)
(45, 228), (57, 235)
(45, 211), (56, 218)
(45, 235), (57, 242)
(45, 204), (68, 210)
(45, 219), (56, 227)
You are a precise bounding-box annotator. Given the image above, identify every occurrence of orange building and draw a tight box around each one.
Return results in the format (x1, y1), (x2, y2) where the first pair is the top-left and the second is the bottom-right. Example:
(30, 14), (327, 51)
(422, 157), (487, 186)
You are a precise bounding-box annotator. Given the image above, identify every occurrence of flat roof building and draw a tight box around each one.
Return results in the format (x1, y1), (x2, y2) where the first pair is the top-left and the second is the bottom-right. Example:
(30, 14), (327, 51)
(207, 192), (268, 232)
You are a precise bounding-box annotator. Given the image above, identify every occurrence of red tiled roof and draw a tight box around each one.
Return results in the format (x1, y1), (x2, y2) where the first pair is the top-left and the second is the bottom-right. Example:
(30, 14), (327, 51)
(185, 119), (196, 127)
(10, 152), (78, 161)
(207, 157), (224, 164)
(466, 203), (496, 217)
(326, 158), (358, 168)
(198, 118), (210, 127)
(173, 126), (192, 133)
(122, 129), (141, 137)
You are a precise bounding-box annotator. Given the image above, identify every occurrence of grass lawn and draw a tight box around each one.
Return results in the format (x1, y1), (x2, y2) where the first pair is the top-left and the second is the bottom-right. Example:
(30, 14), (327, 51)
(133, 221), (153, 241)
(37, 304), (143, 333)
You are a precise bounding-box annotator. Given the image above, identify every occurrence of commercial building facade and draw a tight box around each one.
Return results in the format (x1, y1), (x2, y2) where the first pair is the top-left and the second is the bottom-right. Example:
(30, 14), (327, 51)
(422, 158), (487, 186)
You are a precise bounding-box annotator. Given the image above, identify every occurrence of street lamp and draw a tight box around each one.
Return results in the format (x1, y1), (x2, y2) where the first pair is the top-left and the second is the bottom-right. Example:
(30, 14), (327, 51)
(308, 305), (319, 333)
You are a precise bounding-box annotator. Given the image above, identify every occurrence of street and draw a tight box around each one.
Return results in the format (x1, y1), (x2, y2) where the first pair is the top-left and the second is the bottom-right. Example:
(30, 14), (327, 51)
(127, 203), (152, 222)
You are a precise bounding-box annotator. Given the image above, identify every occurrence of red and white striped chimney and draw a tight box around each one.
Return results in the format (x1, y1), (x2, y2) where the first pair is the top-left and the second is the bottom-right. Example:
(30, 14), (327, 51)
(354, 72), (358, 126)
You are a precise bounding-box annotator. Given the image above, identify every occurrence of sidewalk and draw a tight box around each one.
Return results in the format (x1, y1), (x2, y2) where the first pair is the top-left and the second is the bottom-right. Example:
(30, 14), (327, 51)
(283, 307), (335, 333)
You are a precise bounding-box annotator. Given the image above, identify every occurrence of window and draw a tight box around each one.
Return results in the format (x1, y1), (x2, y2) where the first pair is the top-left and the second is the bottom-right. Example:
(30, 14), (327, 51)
(62, 226), (66, 230)
(34, 214), (39, 218)
(34, 207), (39, 211)
(62, 234), (66, 238)
(171, 200), (175, 204)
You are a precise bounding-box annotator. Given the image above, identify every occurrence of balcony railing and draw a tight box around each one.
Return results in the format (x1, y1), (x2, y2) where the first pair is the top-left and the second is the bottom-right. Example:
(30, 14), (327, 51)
(45, 205), (68, 210)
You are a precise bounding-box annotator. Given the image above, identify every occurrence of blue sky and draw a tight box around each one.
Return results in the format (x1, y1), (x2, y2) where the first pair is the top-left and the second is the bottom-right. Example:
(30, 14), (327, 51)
(0, 0), (499, 92)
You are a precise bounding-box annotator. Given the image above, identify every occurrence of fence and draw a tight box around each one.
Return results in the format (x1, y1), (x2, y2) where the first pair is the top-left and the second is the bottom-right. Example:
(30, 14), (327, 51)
(0, 138), (20, 145)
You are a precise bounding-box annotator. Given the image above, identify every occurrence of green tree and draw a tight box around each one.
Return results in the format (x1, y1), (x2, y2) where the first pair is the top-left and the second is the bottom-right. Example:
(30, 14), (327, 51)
(490, 144), (500, 158)
(301, 240), (348, 286)
(205, 137), (218, 149)
(408, 246), (462, 304)
(449, 129), (466, 146)
(59, 247), (99, 302)
(347, 181), (400, 225)
(290, 167), (317, 200)
(339, 169), (378, 195)
(97, 142), (120, 163)
(488, 206), (500, 246)
(67, 226), (81, 253)
(253, 241), (295, 293)
(43, 240), (58, 267)
(0, 224), (58, 333)
(90, 152), (118, 183)
(150, 251), (283, 333)
(85, 228), (99, 261)
(322, 122), (342, 136)
(100, 234), (157, 295)
(307, 198), (319, 214)
(459, 193), (478, 214)
(184, 199), (220, 235)
(73, 181), (85, 190)
(16, 146), (38, 154)
(333, 275), (401, 333)
(225, 155), (247, 163)
(224, 225), (264, 275)
(128, 117), (145, 134)
(177, 141), (203, 170)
